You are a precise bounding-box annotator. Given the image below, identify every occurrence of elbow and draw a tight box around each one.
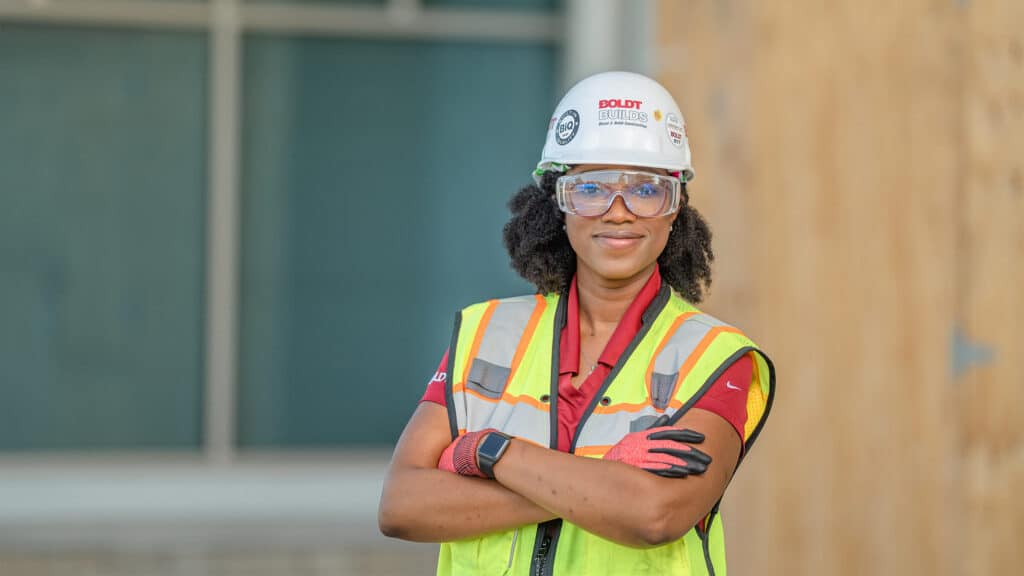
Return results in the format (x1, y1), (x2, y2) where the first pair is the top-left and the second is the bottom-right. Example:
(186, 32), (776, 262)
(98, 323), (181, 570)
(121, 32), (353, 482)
(378, 515), (401, 539)
(637, 519), (683, 548)
(634, 499), (692, 548)
(378, 520), (406, 540)
(377, 499), (408, 540)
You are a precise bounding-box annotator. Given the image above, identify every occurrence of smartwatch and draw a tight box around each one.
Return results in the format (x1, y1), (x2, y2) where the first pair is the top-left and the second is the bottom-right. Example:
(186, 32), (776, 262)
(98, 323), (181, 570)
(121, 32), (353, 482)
(476, 431), (513, 479)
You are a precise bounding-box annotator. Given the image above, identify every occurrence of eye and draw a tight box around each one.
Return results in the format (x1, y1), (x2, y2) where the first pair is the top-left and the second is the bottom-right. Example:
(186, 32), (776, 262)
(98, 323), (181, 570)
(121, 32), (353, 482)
(575, 183), (601, 196)
(634, 183), (659, 198)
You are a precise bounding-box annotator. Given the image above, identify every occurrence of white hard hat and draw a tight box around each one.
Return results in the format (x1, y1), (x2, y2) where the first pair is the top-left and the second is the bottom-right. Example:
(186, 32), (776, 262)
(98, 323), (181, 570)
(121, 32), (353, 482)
(534, 71), (694, 184)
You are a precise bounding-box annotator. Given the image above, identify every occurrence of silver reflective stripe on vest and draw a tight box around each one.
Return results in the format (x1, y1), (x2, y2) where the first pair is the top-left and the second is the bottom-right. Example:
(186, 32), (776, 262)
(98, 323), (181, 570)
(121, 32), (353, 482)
(648, 315), (725, 409)
(464, 393), (551, 437)
(469, 296), (537, 394)
(574, 314), (723, 452)
(461, 396), (550, 447)
(482, 401), (551, 443)
(577, 406), (668, 454)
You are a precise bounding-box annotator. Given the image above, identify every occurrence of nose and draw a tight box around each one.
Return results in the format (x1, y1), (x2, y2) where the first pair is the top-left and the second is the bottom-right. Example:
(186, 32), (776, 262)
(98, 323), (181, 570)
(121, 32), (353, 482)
(601, 194), (636, 223)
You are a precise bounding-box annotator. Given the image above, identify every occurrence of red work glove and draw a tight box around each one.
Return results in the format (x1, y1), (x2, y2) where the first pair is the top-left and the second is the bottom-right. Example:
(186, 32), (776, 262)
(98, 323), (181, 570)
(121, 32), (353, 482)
(604, 426), (712, 478)
(437, 428), (497, 478)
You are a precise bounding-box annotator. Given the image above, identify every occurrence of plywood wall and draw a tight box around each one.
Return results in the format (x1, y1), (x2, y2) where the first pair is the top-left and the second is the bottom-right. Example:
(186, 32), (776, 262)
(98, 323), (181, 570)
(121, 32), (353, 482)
(657, 0), (1021, 574)
(961, 0), (1024, 573)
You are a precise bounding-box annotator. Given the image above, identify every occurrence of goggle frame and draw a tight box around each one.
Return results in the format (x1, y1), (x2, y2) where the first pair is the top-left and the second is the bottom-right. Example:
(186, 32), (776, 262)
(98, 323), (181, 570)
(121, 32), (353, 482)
(555, 169), (682, 218)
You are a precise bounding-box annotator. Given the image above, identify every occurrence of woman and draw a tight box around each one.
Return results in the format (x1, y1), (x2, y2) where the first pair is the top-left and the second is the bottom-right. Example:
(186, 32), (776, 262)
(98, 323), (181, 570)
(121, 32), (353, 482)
(379, 71), (774, 575)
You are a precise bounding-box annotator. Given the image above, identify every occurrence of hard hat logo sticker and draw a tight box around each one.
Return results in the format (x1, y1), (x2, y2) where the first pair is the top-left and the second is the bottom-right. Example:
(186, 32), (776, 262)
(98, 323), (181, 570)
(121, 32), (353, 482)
(599, 99), (642, 109)
(666, 113), (685, 148)
(597, 97), (648, 128)
(555, 109), (580, 145)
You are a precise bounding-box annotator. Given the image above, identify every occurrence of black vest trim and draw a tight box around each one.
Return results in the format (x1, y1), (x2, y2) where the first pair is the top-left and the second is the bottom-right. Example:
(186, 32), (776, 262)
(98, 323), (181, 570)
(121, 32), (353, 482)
(548, 292), (568, 450)
(443, 311), (462, 440)
(568, 283), (673, 454)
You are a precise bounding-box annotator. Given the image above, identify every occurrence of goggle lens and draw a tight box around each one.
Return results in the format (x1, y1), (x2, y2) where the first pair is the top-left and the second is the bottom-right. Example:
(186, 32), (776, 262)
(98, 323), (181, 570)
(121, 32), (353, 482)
(556, 171), (681, 217)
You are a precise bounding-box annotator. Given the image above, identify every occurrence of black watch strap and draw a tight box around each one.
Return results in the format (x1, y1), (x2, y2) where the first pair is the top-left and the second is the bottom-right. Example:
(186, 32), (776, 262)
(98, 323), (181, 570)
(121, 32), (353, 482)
(476, 431), (513, 479)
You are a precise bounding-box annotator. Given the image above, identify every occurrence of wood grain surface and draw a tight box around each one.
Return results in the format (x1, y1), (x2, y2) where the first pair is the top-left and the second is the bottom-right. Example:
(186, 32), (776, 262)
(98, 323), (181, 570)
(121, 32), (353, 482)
(656, 0), (1020, 573)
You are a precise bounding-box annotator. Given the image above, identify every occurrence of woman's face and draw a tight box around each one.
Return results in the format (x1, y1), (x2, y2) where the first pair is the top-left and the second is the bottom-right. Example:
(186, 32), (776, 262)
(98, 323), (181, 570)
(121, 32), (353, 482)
(563, 164), (678, 285)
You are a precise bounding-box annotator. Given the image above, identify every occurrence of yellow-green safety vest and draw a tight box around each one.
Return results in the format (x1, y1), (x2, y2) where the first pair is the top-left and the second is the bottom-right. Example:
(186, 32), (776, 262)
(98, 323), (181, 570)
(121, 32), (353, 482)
(439, 285), (775, 576)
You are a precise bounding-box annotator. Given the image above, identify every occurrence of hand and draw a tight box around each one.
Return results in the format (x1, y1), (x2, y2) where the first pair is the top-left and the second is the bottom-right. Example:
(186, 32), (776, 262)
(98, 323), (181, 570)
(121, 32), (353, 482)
(437, 428), (497, 478)
(603, 425), (712, 478)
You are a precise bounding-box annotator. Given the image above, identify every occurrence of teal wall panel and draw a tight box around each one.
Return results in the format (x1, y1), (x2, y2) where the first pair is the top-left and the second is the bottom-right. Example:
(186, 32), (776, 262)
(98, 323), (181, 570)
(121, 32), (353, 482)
(423, 0), (558, 9)
(240, 37), (556, 446)
(245, 1), (384, 4)
(0, 26), (208, 450)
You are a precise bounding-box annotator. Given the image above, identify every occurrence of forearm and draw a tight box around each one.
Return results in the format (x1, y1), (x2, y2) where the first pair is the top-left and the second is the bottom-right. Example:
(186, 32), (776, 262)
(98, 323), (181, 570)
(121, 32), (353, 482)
(493, 440), (706, 547)
(378, 465), (556, 542)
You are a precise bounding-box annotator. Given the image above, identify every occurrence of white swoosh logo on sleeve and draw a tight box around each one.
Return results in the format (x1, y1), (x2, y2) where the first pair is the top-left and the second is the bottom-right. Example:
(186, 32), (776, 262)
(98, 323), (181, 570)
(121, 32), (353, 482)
(725, 381), (742, 391)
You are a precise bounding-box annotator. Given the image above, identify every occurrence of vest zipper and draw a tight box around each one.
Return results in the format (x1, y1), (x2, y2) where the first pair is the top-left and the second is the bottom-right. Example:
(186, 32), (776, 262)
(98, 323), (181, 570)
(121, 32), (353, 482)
(526, 295), (566, 576)
(534, 531), (551, 576)
(529, 519), (560, 576)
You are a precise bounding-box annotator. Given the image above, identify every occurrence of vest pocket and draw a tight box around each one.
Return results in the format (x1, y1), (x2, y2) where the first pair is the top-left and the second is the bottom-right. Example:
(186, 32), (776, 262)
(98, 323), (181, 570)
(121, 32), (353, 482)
(466, 358), (510, 399)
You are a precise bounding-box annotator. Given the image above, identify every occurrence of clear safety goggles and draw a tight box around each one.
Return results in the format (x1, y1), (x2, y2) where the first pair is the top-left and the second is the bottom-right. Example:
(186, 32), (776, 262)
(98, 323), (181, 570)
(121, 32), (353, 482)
(555, 170), (682, 218)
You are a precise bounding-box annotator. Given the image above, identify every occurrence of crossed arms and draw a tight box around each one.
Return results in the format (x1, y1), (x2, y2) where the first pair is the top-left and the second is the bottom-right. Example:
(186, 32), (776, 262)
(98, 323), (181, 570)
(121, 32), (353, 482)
(378, 402), (741, 548)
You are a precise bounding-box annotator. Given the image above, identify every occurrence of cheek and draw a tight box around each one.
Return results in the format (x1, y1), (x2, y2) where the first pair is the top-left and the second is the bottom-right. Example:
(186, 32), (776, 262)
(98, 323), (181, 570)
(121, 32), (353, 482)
(650, 218), (675, 246)
(645, 223), (676, 262)
(564, 217), (588, 251)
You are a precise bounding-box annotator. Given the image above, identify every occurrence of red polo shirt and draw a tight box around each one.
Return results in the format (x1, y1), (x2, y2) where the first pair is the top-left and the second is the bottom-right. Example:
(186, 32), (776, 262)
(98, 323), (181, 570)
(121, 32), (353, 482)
(421, 267), (752, 452)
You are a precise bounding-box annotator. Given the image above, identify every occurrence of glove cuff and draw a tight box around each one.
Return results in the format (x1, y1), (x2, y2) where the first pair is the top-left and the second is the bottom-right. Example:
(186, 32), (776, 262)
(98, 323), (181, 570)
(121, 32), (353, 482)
(453, 428), (496, 478)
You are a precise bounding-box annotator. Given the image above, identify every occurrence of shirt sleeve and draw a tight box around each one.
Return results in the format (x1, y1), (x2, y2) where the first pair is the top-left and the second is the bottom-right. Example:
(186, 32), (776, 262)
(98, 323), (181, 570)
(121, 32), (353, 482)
(419, 348), (450, 407)
(691, 354), (753, 444)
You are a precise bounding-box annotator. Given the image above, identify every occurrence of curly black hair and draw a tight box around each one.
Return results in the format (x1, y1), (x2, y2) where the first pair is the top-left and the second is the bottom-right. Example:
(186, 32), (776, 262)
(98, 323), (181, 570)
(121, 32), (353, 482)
(502, 171), (714, 303)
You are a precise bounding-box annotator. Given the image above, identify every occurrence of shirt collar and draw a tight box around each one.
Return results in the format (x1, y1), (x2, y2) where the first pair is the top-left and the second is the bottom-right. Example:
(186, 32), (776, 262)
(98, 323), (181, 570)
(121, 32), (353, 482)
(559, 265), (663, 376)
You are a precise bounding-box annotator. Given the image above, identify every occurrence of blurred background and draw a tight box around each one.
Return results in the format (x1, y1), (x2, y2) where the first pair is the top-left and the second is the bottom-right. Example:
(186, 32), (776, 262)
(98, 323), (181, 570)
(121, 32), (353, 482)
(0, 0), (1020, 574)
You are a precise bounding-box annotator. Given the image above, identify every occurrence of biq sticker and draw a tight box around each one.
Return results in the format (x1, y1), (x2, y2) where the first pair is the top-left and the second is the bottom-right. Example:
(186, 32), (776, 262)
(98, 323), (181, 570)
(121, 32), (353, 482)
(555, 109), (580, 145)
(665, 113), (685, 148)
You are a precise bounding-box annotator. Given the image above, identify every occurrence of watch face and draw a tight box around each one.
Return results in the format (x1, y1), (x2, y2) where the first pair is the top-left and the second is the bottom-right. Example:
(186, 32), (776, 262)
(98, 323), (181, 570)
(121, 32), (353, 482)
(479, 433), (509, 457)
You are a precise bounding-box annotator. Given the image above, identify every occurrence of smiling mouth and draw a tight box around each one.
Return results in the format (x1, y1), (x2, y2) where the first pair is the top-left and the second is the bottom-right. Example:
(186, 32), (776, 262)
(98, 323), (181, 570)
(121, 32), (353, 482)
(593, 232), (644, 248)
(593, 231), (644, 240)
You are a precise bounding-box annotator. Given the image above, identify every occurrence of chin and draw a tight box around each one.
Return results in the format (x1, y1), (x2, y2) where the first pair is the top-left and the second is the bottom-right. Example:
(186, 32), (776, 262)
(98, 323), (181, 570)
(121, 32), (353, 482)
(590, 260), (654, 283)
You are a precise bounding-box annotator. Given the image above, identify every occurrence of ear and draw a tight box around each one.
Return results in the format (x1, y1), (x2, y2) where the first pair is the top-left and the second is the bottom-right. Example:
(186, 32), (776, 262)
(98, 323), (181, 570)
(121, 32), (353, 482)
(668, 206), (682, 227)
